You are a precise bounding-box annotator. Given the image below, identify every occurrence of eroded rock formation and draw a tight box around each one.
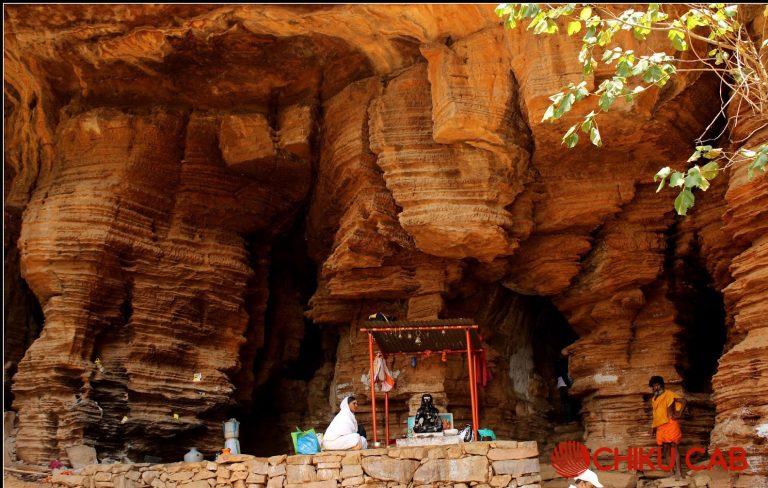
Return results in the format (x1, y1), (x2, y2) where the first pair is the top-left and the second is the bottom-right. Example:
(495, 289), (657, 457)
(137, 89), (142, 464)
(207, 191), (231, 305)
(4, 4), (766, 484)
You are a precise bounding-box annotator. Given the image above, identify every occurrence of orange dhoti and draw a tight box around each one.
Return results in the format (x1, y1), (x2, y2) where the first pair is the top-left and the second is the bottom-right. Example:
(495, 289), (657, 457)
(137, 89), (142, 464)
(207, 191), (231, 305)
(656, 419), (682, 445)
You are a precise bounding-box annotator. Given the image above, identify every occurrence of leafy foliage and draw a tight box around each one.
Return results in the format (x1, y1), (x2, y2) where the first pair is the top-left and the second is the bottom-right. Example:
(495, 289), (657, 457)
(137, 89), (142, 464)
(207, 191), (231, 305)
(495, 3), (768, 215)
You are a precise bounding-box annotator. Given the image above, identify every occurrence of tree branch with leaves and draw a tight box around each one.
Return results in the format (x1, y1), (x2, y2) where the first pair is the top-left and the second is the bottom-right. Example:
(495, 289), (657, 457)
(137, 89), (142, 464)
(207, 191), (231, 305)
(496, 3), (768, 215)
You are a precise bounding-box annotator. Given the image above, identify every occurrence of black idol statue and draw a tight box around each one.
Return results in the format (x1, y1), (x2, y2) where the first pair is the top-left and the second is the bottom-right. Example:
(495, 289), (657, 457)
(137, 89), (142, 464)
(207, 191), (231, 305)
(413, 393), (443, 433)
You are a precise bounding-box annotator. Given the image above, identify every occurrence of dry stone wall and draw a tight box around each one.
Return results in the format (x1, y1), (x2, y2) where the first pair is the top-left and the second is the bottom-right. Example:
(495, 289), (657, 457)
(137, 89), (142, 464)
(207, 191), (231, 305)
(50, 442), (541, 488)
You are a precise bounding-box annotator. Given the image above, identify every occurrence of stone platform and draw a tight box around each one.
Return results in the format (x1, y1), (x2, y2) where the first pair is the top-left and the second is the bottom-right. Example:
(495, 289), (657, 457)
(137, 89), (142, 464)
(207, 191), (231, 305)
(49, 441), (541, 488)
(395, 433), (462, 447)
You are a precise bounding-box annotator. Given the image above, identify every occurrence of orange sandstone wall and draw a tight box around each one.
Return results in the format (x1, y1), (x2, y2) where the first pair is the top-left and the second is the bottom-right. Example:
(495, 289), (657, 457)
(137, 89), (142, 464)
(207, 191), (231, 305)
(4, 4), (766, 482)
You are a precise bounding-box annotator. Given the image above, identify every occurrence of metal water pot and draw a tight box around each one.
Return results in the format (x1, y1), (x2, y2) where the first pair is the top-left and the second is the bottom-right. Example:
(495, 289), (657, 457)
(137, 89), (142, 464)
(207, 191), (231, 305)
(184, 447), (204, 463)
(223, 418), (240, 439)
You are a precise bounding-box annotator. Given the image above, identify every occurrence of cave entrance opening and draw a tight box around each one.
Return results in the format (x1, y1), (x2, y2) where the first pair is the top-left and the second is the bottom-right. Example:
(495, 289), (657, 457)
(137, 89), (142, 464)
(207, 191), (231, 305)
(456, 285), (581, 444)
(232, 216), (332, 457)
(526, 294), (581, 426)
(4, 241), (45, 410)
(671, 237), (726, 395)
(667, 232), (727, 446)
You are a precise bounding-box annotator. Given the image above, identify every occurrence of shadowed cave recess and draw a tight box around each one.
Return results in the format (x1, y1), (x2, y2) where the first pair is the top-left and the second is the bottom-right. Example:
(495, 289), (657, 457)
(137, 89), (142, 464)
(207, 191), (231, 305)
(4, 5), (766, 484)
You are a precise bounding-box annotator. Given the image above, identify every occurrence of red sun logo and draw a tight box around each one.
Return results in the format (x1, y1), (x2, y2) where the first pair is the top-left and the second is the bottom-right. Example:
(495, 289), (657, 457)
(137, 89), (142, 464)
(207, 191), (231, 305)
(551, 440), (591, 478)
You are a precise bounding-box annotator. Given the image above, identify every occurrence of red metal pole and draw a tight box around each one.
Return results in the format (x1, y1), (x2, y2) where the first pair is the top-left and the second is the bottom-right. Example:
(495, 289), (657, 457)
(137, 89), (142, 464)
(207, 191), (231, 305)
(465, 329), (478, 442)
(368, 333), (377, 444)
(371, 348), (482, 356)
(385, 392), (390, 447)
(472, 352), (480, 441)
(360, 325), (479, 332)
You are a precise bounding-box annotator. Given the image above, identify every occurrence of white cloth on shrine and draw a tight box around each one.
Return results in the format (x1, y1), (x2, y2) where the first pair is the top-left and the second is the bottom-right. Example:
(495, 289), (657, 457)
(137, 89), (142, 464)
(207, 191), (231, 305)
(374, 353), (395, 393)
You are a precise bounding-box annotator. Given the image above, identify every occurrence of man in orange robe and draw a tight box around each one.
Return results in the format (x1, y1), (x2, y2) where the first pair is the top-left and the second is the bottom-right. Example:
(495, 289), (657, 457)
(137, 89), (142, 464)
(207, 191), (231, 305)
(649, 375), (687, 479)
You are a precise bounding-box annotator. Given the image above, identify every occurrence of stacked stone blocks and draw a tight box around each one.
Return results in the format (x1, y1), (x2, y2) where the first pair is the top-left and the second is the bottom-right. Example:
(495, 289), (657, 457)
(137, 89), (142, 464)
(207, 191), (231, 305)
(51, 441), (541, 488)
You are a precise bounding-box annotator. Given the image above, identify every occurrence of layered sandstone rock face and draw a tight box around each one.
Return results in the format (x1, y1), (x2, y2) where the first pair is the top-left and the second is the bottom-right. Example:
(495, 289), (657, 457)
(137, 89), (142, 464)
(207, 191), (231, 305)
(4, 4), (766, 483)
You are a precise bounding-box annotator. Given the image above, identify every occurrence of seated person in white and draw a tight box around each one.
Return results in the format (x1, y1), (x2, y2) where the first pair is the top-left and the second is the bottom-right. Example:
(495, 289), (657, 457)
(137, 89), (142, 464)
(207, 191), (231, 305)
(323, 396), (368, 450)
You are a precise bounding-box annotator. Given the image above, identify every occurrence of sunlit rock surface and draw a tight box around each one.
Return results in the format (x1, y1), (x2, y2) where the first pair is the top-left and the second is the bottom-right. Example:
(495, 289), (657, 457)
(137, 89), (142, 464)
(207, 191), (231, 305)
(4, 4), (766, 480)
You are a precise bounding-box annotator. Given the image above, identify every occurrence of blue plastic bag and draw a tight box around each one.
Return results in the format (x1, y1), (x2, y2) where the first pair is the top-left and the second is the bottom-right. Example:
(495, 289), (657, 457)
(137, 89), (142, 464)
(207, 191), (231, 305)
(291, 427), (319, 455)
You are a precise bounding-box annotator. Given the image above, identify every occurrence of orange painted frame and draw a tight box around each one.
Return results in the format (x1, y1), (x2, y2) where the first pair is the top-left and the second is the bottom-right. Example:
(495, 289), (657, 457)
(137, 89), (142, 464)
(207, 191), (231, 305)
(360, 324), (483, 446)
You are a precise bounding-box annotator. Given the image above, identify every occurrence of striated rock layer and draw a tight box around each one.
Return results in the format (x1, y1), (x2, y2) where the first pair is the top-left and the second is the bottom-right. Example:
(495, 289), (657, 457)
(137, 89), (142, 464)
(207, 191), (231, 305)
(4, 4), (767, 482)
(14, 107), (313, 461)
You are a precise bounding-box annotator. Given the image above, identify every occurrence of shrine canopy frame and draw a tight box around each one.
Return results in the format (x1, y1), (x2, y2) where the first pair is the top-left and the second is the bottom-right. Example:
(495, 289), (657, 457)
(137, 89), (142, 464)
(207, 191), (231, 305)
(359, 318), (483, 447)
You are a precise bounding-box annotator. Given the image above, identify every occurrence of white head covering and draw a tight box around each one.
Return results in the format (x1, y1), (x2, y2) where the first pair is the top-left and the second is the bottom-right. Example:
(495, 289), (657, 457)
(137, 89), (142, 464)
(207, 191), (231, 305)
(574, 469), (603, 488)
(324, 396), (358, 441)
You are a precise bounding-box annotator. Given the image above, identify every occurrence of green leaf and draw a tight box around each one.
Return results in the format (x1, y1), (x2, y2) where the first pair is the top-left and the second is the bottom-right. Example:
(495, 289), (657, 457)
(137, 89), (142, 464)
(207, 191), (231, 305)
(545, 18), (559, 34)
(599, 92), (615, 111)
(633, 25), (651, 40)
(698, 177), (710, 191)
(674, 188), (695, 216)
(658, 64), (675, 86)
(684, 166), (703, 188)
(563, 127), (579, 148)
(583, 26), (596, 41)
(643, 65), (665, 83)
(686, 13), (699, 30)
(568, 20), (582, 36)
(534, 16), (549, 34)
(528, 11), (547, 32)
(670, 172), (685, 188)
(495, 4), (511, 17)
(616, 58), (633, 77)
(557, 92), (576, 117)
(655, 167), (671, 192)
(723, 5), (738, 17)
(701, 161), (719, 180)
(687, 150), (702, 162)
(632, 58), (650, 76)
(520, 4), (541, 18)
(748, 152), (768, 179)
(590, 126), (602, 147)
(582, 57), (595, 75)
(580, 6), (592, 20)
(542, 104), (556, 122)
(654, 166), (671, 181)
(574, 82), (590, 100)
(656, 178), (667, 193)
(703, 148), (722, 159)
(597, 29), (612, 46)
(669, 31), (688, 51)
